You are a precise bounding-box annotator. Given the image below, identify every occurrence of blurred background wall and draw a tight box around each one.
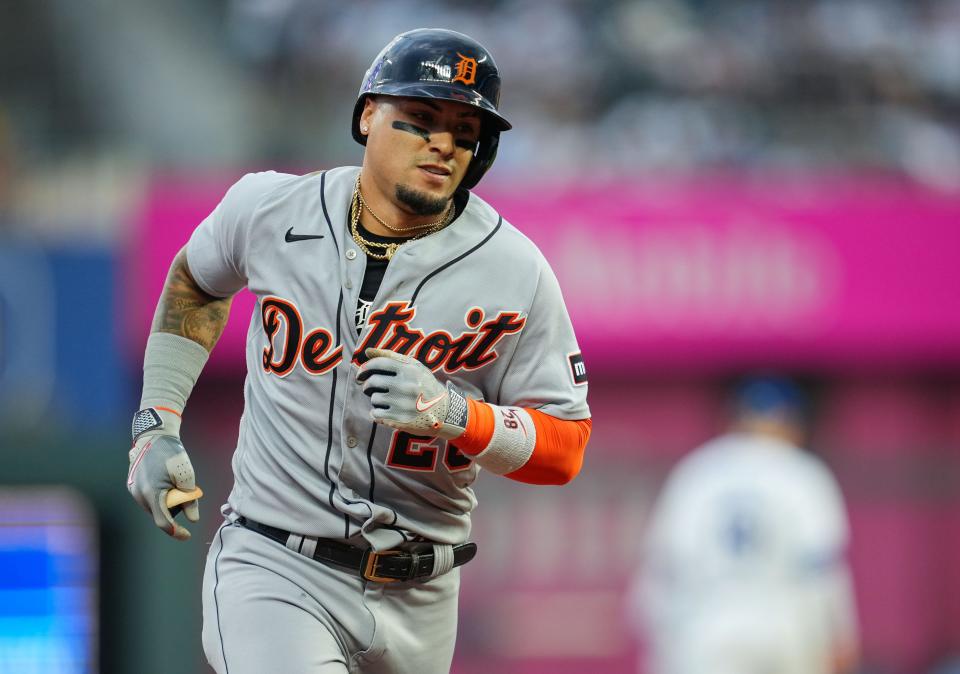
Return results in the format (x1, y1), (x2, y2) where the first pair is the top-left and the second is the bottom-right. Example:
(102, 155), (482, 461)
(1, 1), (959, 673)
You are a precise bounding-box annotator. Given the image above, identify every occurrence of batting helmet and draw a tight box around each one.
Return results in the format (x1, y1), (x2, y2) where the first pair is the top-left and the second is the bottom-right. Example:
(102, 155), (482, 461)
(352, 28), (512, 190)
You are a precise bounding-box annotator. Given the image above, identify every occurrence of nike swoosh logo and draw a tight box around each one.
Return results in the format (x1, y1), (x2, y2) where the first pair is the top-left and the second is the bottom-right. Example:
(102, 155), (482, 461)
(285, 227), (324, 243)
(415, 392), (446, 412)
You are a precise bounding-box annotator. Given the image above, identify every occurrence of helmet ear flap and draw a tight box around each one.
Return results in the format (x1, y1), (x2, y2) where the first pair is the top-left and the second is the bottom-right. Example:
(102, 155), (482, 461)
(460, 123), (500, 190)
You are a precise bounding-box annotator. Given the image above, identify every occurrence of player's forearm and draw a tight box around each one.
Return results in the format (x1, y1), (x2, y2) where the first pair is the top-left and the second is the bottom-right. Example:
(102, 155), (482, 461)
(356, 351), (590, 484)
(151, 247), (233, 352)
(827, 567), (860, 674)
(505, 411), (591, 484)
(138, 247), (226, 418)
(455, 402), (591, 485)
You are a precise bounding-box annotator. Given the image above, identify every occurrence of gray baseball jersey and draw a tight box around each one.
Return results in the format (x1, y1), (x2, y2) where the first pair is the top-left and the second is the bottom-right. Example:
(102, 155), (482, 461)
(186, 165), (589, 551)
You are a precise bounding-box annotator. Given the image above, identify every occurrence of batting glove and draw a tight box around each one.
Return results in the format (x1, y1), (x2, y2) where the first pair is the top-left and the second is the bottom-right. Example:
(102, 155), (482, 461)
(127, 407), (199, 541)
(357, 348), (469, 440)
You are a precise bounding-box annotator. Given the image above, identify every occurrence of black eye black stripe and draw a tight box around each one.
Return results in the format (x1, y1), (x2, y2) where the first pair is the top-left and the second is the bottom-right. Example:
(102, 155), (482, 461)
(392, 120), (430, 141)
(393, 120), (478, 151)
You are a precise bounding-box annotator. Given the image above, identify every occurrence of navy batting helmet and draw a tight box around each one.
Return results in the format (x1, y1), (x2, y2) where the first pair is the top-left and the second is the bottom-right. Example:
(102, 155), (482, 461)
(352, 28), (512, 190)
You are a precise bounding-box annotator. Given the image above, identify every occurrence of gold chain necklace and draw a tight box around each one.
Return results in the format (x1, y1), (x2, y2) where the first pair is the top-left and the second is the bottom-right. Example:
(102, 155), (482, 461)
(349, 175), (453, 261)
(355, 173), (452, 233)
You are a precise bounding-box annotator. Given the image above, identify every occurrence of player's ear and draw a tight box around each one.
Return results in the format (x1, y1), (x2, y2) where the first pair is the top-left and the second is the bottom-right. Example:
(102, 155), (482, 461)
(359, 97), (380, 137)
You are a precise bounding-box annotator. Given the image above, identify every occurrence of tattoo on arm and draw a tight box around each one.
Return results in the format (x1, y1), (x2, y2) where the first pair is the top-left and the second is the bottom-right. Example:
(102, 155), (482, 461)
(150, 248), (234, 352)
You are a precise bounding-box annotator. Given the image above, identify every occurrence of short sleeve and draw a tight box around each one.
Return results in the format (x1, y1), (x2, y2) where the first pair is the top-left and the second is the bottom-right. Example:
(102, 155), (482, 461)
(796, 458), (851, 571)
(185, 171), (280, 297)
(820, 468), (850, 549)
(495, 260), (590, 419)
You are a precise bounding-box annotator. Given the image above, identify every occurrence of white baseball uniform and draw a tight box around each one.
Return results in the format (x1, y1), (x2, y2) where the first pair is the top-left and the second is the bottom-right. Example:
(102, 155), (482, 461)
(629, 432), (858, 674)
(185, 166), (589, 673)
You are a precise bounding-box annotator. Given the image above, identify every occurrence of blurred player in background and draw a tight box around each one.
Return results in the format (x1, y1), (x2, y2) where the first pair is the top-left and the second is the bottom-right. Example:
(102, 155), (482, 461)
(628, 377), (859, 674)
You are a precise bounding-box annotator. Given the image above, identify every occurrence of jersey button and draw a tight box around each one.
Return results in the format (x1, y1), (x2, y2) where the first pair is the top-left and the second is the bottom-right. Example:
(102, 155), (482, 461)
(346, 249), (357, 260)
(345, 279), (353, 290)
(346, 436), (359, 448)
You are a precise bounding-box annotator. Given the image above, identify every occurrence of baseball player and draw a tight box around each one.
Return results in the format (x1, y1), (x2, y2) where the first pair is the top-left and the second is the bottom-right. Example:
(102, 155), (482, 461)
(126, 29), (591, 674)
(627, 378), (858, 674)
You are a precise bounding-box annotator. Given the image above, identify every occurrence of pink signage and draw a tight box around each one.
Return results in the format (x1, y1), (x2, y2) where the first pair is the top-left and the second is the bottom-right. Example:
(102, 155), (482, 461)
(128, 172), (960, 372)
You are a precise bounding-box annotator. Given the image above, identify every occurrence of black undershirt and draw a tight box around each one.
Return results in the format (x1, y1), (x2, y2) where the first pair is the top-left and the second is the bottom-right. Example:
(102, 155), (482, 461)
(354, 189), (470, 333)
(356, 223), (412, 302)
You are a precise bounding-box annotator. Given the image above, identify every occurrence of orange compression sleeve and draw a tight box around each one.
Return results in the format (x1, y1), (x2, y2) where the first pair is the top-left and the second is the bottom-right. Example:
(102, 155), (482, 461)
(452, 401), (591, 486)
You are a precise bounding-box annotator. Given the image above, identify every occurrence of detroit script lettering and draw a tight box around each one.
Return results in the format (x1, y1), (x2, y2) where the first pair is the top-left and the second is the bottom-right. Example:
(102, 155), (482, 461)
(261, 298), (526, 377)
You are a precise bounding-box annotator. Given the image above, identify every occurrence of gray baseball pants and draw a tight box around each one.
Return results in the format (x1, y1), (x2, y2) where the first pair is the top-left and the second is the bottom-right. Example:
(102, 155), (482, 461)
(201, 520), (460, 674)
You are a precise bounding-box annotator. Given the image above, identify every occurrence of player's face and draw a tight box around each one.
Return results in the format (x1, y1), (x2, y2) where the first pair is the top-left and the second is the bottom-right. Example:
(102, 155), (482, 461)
(360, 97), (481, 211)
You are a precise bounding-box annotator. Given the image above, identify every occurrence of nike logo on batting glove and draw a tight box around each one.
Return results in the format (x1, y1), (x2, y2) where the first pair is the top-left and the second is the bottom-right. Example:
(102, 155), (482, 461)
(416, 391), (446, 412)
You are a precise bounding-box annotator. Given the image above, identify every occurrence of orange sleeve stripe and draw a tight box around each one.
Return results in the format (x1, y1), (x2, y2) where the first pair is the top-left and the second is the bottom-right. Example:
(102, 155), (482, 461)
(155, 406), (182, 417)
(455, 397), (496, 455)
(505, 411), (591, 485)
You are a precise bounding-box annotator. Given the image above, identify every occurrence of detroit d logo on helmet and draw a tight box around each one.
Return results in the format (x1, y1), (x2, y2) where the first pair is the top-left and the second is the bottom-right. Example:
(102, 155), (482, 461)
(452, 53), (478, 85)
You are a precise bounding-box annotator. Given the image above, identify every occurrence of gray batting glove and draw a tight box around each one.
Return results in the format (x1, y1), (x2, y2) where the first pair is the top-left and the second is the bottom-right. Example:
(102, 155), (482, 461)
(127, 407), (199, 541)
(357, 348), (469, 440)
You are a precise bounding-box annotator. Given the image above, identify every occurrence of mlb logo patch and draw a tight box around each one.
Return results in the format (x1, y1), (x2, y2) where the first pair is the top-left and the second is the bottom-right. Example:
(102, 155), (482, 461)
(568, 352), (588, 386)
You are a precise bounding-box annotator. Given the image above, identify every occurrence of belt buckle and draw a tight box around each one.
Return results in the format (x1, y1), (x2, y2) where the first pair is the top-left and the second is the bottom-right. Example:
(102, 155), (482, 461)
(362, 549), (402, 583)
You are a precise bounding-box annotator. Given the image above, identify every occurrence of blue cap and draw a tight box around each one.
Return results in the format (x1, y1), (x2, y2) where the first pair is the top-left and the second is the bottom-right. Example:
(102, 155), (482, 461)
(734, 376), (804, 418)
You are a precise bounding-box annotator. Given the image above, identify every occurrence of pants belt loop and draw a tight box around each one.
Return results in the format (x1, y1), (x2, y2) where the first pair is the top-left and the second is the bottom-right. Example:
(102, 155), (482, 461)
(285, 533), (304, 553)
(220, 504), (242, 524)
(300, 536), (318, 559)
(431, 544), (455, 577)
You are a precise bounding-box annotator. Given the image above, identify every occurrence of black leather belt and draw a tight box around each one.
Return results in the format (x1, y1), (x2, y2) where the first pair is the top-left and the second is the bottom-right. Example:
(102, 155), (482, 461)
(236, 516), (477, 583)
